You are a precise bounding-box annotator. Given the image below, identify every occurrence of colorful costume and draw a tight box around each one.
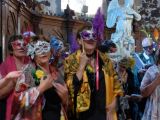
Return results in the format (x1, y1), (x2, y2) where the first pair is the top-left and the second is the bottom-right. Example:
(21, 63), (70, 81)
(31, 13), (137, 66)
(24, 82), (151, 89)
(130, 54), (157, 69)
(11, 64), (42, 120)
(27, 39), (67, 120)
(64, 50), (123, 120)
(0, 55), (30, 120)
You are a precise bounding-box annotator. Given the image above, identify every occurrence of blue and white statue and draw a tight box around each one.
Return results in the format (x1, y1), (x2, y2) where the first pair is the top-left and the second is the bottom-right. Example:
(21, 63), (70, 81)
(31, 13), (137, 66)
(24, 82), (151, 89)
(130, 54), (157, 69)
(106, 0), (141, 58)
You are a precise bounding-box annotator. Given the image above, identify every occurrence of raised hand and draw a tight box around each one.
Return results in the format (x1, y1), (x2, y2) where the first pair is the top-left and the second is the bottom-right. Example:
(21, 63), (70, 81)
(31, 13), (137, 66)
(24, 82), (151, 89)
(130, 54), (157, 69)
(53, 83), (68, 105)
(37, 74), (54, 94)
(127, 8), (135, 15)
(106, 98), (117, 120)
(76, 51), (89, 80)
(79, 51), (89, 69)
(5, 71), (22, 82)
(0, 71), (22, 89)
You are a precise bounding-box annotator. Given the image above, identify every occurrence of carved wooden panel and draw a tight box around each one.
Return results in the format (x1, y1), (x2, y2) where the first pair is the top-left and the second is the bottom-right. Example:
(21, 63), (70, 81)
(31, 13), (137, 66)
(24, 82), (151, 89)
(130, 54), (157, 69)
(7, 11), (16, 35)
(1, 0), (153, 61)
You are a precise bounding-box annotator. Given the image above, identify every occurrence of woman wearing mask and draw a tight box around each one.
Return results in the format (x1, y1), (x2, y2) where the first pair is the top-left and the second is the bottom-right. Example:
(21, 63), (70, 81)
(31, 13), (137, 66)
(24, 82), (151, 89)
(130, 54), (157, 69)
(0, 35), (30, 120)
(42, 36), (68, 120)
(9, 36), (68, 120)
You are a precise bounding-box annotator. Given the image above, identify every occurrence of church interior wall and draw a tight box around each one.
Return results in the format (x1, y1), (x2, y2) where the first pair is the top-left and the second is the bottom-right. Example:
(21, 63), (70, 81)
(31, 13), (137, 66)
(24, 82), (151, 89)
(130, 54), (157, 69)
(0, 0), (160, 62)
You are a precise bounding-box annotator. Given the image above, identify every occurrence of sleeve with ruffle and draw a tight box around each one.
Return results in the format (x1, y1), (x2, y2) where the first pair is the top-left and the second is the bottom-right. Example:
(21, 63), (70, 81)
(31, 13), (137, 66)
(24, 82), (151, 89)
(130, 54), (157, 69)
(13, 70), (40, 110)
(13, 86), (40, 109)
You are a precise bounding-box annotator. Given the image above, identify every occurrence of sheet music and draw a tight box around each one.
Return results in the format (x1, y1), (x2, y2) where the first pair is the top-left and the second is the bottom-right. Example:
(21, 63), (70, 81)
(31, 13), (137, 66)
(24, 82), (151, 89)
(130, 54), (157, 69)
(133, 53), (146, 70)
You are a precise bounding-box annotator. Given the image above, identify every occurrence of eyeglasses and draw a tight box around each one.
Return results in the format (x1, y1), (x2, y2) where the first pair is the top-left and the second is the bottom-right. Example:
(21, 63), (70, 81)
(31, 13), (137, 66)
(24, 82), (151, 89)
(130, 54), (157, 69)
(143, 45), (153, 50)
(80, 30), (97, 41)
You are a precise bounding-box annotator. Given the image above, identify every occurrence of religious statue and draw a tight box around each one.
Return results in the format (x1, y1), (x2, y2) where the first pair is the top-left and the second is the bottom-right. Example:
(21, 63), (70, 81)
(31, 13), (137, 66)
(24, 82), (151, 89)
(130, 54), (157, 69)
(34, 0), (54, 15)
(106, 0), (141, 58)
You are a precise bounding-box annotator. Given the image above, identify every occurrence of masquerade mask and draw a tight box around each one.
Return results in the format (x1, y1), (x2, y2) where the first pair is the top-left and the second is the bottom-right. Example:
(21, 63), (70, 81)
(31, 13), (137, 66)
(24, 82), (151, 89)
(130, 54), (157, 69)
(27, 40), (50, 59)
(80, 30), (97, 41)
(50, 37), (64, 53)
(35, 41), (50, 55)
(49, 37), (64, 63)
(11, 39), (25, 49)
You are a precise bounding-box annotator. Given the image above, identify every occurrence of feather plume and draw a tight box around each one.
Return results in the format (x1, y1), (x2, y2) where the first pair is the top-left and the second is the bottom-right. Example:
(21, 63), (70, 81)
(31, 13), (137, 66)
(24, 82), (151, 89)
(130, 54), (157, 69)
(69, 33), (79, 53)
(92, 7), (105, 42)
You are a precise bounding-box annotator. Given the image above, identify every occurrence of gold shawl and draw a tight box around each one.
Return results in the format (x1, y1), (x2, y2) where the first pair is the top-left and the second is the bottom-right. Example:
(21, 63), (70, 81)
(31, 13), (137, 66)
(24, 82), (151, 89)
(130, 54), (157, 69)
(64, 50), (123, 119)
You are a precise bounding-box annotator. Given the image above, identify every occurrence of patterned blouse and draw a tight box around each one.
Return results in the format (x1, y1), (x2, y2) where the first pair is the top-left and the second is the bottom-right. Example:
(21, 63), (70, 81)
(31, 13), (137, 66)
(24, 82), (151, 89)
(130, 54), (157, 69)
(64, 50), (123, 120)
(141, 65), (160, 120)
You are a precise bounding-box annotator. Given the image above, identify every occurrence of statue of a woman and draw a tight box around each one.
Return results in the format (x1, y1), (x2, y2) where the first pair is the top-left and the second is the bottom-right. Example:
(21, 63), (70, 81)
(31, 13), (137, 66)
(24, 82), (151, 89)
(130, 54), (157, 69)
(106, 0), (141, 57)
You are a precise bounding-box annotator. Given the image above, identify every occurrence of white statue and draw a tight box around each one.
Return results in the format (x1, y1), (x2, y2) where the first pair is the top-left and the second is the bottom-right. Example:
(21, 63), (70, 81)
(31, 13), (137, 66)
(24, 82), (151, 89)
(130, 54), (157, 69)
(35, 0), (54, 15)
(106, 0), (141, 58)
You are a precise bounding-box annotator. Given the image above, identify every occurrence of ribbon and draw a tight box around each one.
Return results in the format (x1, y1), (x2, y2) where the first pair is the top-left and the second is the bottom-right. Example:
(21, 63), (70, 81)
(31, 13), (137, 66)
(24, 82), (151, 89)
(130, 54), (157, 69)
(96, 49), (99, 90)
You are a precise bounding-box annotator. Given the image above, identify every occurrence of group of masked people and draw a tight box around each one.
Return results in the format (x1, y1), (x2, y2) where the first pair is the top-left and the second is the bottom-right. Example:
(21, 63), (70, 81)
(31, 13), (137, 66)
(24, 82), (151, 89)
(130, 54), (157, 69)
(0, 34), (68, 120)
(0, 28), (123, 120)
(0, 28), (160, 120)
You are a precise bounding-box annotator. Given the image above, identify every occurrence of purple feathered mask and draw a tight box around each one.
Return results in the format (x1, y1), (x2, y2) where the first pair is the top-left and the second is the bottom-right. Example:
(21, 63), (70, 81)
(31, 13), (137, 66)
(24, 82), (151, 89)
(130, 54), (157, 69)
(80, 7), (104, 42)
(80, 30), (97, 41)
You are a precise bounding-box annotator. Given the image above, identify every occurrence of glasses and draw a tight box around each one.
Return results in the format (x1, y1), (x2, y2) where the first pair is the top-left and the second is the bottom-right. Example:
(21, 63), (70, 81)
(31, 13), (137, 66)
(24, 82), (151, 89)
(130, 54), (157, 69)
(80, 30), (97, 41)
(143, 45), (153, 50)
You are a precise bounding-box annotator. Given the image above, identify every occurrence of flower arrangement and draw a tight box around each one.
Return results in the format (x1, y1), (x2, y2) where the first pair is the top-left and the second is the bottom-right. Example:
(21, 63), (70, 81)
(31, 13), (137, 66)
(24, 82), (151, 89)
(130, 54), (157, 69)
(32, 69), (45, 85)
